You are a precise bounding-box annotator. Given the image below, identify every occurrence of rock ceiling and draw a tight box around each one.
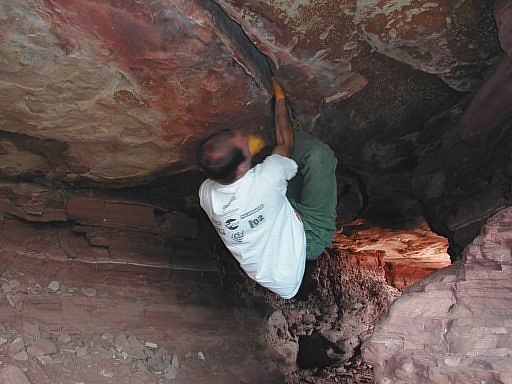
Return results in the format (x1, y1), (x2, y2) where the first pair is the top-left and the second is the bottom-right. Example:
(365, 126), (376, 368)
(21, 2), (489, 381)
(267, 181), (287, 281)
(0, 0), (510, 255)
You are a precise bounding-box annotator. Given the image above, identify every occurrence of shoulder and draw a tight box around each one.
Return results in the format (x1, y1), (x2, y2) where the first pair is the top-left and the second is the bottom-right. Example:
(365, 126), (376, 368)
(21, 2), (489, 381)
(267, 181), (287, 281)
(256, 154), (298, 181)
(199, 178), (211, 194)
(261, 154), (297, 170)
(198, 178), (215, 204)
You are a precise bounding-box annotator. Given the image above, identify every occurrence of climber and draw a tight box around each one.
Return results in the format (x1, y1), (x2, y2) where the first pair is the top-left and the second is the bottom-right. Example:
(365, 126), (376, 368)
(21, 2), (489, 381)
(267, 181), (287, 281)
(198, 77), (337, 299)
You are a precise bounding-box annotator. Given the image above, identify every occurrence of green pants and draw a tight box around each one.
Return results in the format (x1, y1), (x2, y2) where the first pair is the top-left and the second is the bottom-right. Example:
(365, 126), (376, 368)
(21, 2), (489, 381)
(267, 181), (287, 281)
(286, 132), (337, 260)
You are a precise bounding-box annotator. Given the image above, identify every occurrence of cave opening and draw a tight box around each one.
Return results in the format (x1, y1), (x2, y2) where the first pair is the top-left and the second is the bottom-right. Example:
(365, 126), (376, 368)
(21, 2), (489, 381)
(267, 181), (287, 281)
(1, 0), (511, 383)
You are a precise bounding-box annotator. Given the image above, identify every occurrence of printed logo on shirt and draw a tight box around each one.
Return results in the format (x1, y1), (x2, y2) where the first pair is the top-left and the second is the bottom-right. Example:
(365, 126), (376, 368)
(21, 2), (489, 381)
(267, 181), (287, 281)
(248, 214), (265, 229)
(231, 231), (244, 243)
(221, 208), (239, 217)
(240, 204), (264, 219)
(225, 218), (240, 230)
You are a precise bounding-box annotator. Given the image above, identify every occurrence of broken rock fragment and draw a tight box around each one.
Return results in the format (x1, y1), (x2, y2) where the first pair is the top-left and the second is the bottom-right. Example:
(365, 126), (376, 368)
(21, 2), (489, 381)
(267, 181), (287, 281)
(47, 281), (59, 292)
(1, 280), (20, 294)
(76, 346), (88, 358)
(13, 351), (28, 361)
(81, 288), (97, 298)
(27, 338), (57, 357)
(57, 333), (71, 344)
(22, 323), (40, 339)
(7, 338), (25, 357)
(0, 365), (31, 384)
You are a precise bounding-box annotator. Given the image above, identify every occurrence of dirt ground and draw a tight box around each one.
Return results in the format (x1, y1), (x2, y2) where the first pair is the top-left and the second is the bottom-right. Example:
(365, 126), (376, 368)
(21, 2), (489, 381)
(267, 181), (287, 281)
(0, 252), (284, 384)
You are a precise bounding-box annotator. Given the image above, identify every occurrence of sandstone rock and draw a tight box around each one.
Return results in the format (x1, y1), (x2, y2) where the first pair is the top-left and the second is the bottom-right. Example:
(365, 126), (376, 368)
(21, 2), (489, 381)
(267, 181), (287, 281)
(0, 338), (7, 346)
(0, 0), (268, 185)
(356, 0), (499, 91)
(214, 0), (368, 128)
(0, 183), (66, 223)
(47, 281), (59, 292)
(76, 346), (87, 358)
(266, 311), (298, 372)
(13, 351), (28, 362)
(26, 339), (57, 357)
(80, 288), (97, 298)
(145, 342), (158, 349)
(164, 366), (178, 380)
(36, 356), (61, 366)
(0, 365), (31, 384)
(126, 335), (145, 360)
(57, 334), (71, 344)
(1, 280), (20, 294)
(114, 334), (144, 360)
(22, 323), (40, 339)
(412, 0), (512, 257)
(67, 197), (155, 232)
(100, 369), (114, 378)
(363, 207), (512, 383)
(159, 212), (198, 239)
(7, 338), (25, 357)
(0, 0), (502, 237)
(171, 353), (180, 369)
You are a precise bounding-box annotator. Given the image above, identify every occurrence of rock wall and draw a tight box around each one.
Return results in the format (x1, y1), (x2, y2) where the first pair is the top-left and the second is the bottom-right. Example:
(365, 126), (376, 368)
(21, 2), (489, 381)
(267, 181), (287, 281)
(362, 206), (512, 383)
(0, 1), (503, 235)
(412, 0), (512, 257)
(0, 0), (270, 185)
(0, 180), (216, 273)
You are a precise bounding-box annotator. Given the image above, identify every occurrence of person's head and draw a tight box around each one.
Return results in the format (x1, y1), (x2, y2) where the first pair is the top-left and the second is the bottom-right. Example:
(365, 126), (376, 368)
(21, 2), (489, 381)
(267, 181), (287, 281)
(198, 129), (251, 184)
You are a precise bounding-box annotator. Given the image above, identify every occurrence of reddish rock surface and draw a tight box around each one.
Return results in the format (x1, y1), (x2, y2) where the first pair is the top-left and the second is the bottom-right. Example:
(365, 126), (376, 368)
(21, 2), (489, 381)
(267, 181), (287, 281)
(412, 0), (512, 257)
(0, 253), (283, 383)
(211, 2), (499, 223)
(334, 220), (451, 290)
(0, 1), (502, 235)
(0, 182), (208, 271)
(363, 207), (512, 383)
(0, 0), (269, 184)
(0, 2), (510, 381)
(356, 0), (499, 91)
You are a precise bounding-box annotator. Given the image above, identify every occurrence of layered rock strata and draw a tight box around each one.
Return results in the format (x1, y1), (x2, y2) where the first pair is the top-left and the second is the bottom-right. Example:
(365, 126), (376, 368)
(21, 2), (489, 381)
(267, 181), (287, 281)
(363, 206), (512, 383)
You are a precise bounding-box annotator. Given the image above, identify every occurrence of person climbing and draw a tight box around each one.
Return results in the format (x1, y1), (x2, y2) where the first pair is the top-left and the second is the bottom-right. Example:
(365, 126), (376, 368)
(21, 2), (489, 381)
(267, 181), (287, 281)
(198, 77), (338, 299)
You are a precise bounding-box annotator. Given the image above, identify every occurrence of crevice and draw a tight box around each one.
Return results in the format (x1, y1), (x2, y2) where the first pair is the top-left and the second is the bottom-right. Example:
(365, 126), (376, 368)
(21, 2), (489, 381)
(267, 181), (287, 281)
(199, 0), (273, 93)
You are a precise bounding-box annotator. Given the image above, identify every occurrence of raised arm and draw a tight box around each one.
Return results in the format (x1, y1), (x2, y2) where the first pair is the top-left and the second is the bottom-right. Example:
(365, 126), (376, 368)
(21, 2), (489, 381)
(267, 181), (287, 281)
(271, 77), (294, 158)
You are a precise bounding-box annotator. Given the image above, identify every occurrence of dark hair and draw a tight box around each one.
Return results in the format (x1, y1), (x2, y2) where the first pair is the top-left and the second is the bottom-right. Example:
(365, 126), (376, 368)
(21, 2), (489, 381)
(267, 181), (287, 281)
(198, 129), (246, 184)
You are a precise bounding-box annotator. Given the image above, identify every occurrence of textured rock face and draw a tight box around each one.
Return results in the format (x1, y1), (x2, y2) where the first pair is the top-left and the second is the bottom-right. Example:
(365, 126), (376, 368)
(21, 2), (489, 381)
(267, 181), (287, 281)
(356, 0), (499, 91)
(0, 0), (507, 251)
(211, 1), (499, 223)
(363, 207), (512, 383)
(412, 0), (512, 257)
(0, 0), (269, 184)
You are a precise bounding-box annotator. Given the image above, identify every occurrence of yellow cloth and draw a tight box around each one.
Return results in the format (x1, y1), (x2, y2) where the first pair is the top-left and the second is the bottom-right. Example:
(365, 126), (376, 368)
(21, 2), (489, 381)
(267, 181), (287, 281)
(271, 77), (285, 101)
(248, 134), (265, 156)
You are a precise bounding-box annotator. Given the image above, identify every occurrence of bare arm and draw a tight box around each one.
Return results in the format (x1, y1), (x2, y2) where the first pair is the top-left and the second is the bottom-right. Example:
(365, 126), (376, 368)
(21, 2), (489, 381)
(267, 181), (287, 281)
(271, 82), (294, 158)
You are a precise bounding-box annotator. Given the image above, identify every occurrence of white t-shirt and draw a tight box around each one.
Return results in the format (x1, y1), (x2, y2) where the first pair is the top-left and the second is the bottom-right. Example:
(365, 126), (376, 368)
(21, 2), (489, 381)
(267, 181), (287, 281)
(199, 154), (306, 299)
